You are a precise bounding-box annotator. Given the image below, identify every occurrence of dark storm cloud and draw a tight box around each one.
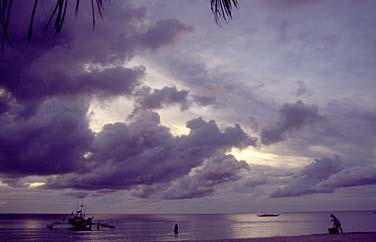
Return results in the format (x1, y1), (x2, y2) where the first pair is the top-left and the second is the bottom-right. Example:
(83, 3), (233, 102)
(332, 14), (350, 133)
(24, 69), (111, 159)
(186, 117), (256, 149)
(159, 59), (239, 108)
(131, 184), (166, 200)
(0, 97), (93, 176)
(272, 155), (376, 198)
(260, 100), (325, 145)
(257, 102), (376, 198)
(192, 95), (218, 107)
(317, 166), (376, 191)
(135, 86), (190, 110)
(153, 56), (275, 128)
(46, 110), (256, 190)
(162, 154), (250, 200)
(134, 85), (219, 111)
(0, 1), (191, 109)
(76, 67), (145, 96)
(0, 1), (193, 179)
(131, 154), (269, 200)
(133, 160), (273, 200)
(163, 185), (214, 200)
(281, 102), (376, 163)
(3, 65), (145, 104)
(271, 156), (343, 197)
(0, 0), (260, 203)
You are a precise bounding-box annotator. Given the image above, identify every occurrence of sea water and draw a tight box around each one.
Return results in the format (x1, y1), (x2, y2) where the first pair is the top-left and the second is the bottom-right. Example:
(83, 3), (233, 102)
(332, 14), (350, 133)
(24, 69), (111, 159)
(0, 210), (375, 241)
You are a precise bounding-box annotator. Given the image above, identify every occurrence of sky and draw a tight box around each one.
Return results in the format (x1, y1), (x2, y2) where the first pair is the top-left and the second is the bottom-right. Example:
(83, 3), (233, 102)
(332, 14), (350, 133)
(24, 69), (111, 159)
(0, 0), (376, 214)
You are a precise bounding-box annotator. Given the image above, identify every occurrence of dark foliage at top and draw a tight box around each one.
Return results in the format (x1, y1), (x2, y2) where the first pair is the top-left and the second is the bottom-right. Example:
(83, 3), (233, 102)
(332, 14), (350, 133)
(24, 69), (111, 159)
(211, 0), (239, 24)
(0, 0), (238, 48)
(0, 0), (106, 48)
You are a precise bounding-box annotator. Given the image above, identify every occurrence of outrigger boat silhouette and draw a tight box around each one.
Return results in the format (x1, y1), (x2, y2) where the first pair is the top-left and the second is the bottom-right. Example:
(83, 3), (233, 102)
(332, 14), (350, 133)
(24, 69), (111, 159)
(257, 213), (280, 217)
(47, 204), (115, 231)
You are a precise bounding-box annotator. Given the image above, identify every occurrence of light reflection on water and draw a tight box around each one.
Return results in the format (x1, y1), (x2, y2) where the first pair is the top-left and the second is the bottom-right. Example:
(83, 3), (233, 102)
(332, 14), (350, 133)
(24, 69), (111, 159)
(0, 211), (375, 241)
(22, 218), (44, 229)
(227, 213), (328, 239)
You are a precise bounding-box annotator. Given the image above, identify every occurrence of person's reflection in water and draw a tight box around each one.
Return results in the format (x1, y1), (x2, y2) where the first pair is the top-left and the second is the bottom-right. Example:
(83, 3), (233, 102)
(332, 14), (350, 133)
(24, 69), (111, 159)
(174, 224), (179, 237)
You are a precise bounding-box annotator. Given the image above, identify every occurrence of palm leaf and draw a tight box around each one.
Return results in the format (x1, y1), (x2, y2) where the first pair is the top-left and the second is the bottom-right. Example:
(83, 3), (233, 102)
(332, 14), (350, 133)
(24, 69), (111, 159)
(211, 0), (239, 25)
(1, 0), (238, 47)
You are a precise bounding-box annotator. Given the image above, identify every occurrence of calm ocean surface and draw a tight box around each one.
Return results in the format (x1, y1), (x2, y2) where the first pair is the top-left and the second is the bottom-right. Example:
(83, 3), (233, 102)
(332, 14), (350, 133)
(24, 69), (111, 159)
(0, 211), (375, 241)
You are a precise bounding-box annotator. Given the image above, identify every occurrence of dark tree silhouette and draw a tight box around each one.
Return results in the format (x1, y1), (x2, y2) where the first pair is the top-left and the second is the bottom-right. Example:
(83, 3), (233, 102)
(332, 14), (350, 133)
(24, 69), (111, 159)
(0, 0), (238, 48)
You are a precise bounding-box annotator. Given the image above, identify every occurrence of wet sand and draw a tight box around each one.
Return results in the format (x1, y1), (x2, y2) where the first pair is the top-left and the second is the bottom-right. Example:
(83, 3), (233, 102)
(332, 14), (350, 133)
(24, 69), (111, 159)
(165, 232), (376, 242)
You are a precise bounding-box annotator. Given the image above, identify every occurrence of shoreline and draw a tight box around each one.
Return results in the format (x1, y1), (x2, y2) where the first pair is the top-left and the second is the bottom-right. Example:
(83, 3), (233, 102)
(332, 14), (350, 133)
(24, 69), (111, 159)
(161, 232), (376, 242)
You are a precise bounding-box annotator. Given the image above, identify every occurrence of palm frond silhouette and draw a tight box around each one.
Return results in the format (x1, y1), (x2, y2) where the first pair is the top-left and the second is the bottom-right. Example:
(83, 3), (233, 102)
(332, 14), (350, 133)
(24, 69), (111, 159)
(211, 0), (239, 25)
(0, 0), (238, 48)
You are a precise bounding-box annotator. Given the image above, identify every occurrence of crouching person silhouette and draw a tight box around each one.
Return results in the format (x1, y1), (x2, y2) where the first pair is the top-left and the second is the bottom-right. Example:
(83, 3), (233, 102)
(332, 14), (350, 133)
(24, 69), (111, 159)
(330, 214), (343, 234)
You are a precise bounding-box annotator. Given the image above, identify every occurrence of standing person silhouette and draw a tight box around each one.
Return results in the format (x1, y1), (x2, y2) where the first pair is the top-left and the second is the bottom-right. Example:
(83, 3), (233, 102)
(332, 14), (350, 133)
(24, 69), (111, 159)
(330, 214), (343, 233)
(174, 224), (179, 236)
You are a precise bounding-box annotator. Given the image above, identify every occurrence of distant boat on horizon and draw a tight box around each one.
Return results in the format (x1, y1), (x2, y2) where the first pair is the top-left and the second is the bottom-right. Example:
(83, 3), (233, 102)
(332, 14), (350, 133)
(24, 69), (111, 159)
(257, 213), (280, 217)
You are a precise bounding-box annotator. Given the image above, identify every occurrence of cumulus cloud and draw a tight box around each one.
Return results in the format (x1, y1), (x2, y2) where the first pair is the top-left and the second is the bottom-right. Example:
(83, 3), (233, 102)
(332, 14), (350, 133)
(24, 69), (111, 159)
(135, 86), (190, 110)
(161, 154), (250, 200)
(192, 95), (218, 107)
(5, 64), (145, 105)
(131, 154), (271, 200)
(317, 166), (376, 190)
(149, 51), (275, 126)
(272, 155), (376, 198)
(271, 156), (343, 197)
(281, 103), (376, 163)
(0, 1), (193, 180)
(74, 67), (145, 96)
(46, 110), (256, 190)
(133, 85), (219, 111)
(0, 1), (191, 110)
(0, 97), (93, 176)
(0, 4), (194, 188)
(261, 100), (325, 145)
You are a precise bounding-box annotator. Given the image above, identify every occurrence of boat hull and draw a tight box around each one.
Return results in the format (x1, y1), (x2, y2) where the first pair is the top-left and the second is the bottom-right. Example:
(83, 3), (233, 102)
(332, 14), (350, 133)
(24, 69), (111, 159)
(257, 213), (280, 217)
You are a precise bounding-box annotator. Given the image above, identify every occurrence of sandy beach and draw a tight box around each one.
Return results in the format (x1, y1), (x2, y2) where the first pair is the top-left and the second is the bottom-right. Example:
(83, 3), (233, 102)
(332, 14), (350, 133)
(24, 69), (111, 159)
(164, 232), (376, 242)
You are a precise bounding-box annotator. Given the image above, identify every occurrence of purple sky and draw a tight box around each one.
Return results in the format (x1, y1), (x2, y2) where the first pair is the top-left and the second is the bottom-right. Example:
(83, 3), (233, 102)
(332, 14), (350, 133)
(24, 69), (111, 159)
(1, 0), (376, 214)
